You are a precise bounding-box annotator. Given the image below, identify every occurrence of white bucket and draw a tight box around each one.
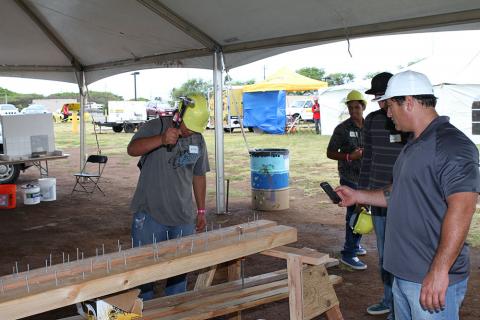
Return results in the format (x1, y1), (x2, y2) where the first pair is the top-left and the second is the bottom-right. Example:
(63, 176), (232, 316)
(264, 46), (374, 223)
(38, 178), (56, 201)
(21, 184), (41, 205)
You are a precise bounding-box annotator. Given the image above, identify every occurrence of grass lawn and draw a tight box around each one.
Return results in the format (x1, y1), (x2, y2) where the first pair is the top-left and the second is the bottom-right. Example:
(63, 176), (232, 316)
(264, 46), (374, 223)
(53, 121), (480, 247)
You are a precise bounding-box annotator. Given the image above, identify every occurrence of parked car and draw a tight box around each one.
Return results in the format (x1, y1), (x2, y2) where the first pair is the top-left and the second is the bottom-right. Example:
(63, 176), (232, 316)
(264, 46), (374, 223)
(0, 104), (19, 116)
(146, 101), (176, 119)
(286, 99), (314, 121)
(21, 104), (51, 115)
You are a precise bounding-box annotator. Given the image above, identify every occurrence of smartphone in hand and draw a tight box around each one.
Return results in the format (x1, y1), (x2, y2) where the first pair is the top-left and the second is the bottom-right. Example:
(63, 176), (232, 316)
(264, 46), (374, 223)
(320, 182), (341, 204)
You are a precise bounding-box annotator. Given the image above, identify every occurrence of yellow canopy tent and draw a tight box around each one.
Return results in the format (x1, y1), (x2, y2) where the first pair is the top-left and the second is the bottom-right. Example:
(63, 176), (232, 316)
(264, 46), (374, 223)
(243, 67), (328, 92)
(242, 67), (327, 134)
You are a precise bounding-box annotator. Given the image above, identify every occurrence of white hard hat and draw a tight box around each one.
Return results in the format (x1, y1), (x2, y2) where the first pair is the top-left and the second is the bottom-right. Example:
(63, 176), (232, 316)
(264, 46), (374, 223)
(377, 70), (434, 101)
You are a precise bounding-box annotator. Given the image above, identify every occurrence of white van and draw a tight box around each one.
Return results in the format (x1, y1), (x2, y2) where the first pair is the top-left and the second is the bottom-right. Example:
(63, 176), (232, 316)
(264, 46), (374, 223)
(286, 99), (314, 121)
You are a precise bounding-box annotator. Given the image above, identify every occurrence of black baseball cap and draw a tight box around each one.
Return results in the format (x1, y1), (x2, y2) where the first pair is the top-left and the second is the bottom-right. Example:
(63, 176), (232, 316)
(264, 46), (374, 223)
(365, 72), (393, 95)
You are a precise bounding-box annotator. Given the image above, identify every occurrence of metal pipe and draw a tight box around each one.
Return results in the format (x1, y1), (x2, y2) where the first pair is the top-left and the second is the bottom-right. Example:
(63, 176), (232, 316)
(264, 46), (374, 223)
(213, 50), (225, 214)
(225, 179), (230, 213)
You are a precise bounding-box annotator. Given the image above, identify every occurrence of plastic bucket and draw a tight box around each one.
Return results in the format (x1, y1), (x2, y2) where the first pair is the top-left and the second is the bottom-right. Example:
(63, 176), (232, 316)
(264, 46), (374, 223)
(0, 184), (16, 209)
(21, 184), (41, 205)
(38, 178), (56, 201)
(249, 148), (289, 211)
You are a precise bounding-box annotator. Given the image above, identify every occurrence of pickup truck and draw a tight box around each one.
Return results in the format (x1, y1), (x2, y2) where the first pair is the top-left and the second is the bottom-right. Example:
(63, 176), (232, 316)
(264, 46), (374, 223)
(285, 99), (314, 122)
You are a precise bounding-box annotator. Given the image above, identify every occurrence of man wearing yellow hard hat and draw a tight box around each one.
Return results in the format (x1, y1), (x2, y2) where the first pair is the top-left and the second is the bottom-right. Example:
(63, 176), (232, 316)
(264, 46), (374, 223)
(326, 89), (367, 270)
(127, 97), (210, 299)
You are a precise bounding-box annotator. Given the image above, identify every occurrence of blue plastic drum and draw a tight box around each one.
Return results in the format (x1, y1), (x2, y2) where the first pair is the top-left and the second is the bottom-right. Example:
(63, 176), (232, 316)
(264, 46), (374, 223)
(250, 149), (289, 211)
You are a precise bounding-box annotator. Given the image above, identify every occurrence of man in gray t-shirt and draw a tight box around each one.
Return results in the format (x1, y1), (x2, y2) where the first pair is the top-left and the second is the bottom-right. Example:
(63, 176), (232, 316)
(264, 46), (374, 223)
(336, 71), (480, 320)
(127, 99), (210, 298)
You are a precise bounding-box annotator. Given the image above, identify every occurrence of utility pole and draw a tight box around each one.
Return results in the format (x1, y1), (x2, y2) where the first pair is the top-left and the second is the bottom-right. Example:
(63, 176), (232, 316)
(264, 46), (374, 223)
(131, 72), (140, 101)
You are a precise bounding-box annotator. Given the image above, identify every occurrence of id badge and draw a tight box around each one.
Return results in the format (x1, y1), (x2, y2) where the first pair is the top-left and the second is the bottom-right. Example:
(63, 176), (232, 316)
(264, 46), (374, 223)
(189, 145), (199, 154)
(390, 134), (401, 143)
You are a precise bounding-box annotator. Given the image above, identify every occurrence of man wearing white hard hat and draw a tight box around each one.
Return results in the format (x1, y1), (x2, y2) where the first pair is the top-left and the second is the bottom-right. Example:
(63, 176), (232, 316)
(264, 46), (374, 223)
(335, 71), (480, 320)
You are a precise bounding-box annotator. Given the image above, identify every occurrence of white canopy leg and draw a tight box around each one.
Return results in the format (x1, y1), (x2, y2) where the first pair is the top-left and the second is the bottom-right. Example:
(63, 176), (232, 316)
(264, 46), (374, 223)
(213, 51), (225, 214)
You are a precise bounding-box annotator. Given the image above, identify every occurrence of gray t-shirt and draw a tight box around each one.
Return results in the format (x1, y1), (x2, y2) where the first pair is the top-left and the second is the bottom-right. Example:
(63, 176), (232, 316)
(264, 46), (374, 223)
(384, 116), (480, 284)
(130, 117), (210, 226)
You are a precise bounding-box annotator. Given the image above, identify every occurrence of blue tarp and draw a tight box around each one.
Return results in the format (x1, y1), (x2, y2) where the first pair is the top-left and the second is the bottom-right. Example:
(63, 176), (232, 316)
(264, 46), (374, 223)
(243, 90), (286, 134)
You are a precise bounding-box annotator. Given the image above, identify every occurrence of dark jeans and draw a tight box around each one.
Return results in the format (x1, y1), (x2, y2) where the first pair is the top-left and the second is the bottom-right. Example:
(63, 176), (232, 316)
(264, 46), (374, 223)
(340, 178), (362, 258)
(372, 207), (394, 317)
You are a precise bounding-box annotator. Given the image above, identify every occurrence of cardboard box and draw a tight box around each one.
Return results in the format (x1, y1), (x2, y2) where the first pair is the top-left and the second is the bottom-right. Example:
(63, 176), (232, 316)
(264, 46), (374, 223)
(84, 289), (143, 320)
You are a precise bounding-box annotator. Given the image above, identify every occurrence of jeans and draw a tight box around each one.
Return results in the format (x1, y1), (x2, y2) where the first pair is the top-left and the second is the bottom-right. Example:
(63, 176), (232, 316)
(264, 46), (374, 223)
(131, 211), (195, 299)
(314, 118), (321, 134)
(372, 209), (394, 318)
(340, 178), (362, 258)
(392, 277), (468, 320)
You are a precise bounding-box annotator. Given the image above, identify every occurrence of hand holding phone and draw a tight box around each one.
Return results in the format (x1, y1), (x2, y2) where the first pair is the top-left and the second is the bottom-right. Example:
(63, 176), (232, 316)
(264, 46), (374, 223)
(320, 182), (341, 204)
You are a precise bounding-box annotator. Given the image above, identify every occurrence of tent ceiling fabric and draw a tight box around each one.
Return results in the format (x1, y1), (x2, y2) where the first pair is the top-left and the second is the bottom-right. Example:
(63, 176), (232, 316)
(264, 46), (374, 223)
(1, 0), (480, 84)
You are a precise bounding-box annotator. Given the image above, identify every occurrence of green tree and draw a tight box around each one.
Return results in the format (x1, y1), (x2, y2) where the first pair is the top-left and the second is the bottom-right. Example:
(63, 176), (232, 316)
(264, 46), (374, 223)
(325, 72), (355, 86)
(296, 67), (326, 81)
(229, 79), (255, 85)
(170, 78), (211, 101)
(88, 91), (123, 107)
(363, 71), (385, 80)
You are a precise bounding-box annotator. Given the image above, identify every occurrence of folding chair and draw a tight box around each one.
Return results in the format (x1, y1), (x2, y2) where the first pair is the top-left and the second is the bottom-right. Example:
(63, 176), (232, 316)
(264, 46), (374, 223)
(71, 155), (108, 196)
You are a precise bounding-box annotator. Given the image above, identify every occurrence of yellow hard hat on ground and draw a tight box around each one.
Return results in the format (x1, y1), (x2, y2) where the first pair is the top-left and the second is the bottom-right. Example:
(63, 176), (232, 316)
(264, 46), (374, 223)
(182, 95), (210, 133)
(346, 90), (368, 106)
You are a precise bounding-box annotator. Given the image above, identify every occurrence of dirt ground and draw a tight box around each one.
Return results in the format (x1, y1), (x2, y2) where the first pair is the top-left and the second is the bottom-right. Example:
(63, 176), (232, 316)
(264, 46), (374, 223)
(1, 147), (479, 319)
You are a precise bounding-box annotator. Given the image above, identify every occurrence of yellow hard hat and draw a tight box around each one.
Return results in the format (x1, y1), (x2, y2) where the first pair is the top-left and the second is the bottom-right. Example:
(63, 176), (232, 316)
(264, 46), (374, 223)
(182, 95), (210, 133)
(351, 207), (373, 235)
(346, 90), (367, 106)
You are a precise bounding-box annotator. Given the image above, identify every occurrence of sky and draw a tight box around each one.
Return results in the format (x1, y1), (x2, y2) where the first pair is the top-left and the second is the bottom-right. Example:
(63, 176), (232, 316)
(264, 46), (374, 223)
(0, 29), (479, 102)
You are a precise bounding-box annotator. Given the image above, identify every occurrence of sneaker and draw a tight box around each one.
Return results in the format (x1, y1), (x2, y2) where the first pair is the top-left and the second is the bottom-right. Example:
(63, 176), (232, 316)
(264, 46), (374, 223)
(366, 302), (390, 315)
(355, 245), (367, 256)
(340, 256), (367, 270)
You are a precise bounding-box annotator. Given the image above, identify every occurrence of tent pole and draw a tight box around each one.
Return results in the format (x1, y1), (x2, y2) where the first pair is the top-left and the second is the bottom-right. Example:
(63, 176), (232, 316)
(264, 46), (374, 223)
(78, 71), (87, 171)
(213, 51), (225, 214)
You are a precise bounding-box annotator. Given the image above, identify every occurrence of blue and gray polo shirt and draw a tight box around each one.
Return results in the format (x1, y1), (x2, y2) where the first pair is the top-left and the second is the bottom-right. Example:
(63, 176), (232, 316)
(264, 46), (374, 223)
(384, 116), (480, 284)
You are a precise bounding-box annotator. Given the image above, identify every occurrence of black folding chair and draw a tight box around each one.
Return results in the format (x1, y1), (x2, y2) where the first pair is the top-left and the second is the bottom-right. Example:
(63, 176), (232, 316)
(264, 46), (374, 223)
(71, 155), (108, 196)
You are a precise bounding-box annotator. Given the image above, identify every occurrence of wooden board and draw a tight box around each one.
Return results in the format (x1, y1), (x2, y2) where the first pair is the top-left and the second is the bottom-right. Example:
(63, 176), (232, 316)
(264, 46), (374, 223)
(303, 265), (340, 320)
(261, 246), (331, 265)
(0, 221), (296, 319)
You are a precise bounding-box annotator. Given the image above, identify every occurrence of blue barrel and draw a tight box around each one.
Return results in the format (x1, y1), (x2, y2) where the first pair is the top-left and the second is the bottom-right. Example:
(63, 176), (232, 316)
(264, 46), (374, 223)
(250, 149), (289, 211)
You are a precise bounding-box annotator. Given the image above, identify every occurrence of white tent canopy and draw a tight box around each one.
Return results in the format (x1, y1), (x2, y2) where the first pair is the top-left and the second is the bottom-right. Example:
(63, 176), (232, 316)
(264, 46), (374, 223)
(405, 51), (480, 85)
(2, 0), (480, 213)
(2, 0), (480, 83)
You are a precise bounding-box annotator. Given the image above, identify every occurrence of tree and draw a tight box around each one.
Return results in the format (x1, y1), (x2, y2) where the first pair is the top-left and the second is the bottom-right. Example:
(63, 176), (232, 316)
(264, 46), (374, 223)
(325, 72), (355, 86)
(47, 91), (124, 107)
(296, 67), (326, 81)
(363, 71), (384, 80)
(228, 79), (255, 85)
(88, 91), (124, 107)
(170, 78), (212, 100)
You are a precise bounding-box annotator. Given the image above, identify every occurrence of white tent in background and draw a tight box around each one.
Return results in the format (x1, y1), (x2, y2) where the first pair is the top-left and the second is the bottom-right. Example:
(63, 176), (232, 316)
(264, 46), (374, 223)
(319, 52), (480, 142)
(318, 81), (377, 136)
(405, 50), (480, 143)
(433, 84), (480, 143)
